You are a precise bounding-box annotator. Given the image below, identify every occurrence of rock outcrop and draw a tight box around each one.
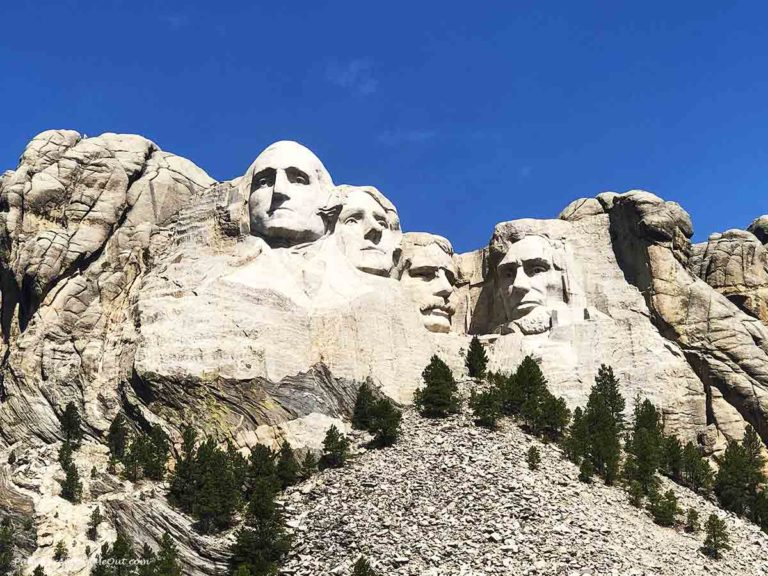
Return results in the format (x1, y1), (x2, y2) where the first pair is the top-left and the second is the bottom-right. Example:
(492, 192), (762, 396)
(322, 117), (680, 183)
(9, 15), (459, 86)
(2, 131), (768, 574)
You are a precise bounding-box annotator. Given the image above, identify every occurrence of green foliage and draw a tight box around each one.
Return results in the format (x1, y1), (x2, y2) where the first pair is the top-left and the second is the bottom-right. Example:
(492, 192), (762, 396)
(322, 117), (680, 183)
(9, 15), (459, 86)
(592, 365), (625, 431)
(660, 435), (683, 481)
(168, 428), (246, 534)
(563, 407), (588, 464)
(702, 514), (731, 559)
(578, 458), (593, 483)
(60, 401), (83, 446)
(123, 434), (150, 481)
(627, 480), (644, 508)
(90, 530), (181, 576)
(321, 425), (350, 469)
(300, 452), (317, 481)
(107, 414), (129, 460)
(681, 442), (714, 494)
(414, 355), (459, 418)
(230, 478), (291, 576)
(54, 541), (68, 561)
(714, 426), (766, 517)
(33, 566), (46, 576)
(686, 508), (700, 533)
(58, 442), (73, 469)
(144, 427), (170, 481)
(147, 533), (182, 576)
(247, 444), (277, 496)
(526, 446), (541, 470)
(352, 381), (377, 431)
(7, 452), (15, 466)
(352, 556), (379, 576)
(232, 566), (253, 576)
(275, 443), (299, 490)
(646, 489), (679, 527)
(87, 507), (103, 541)
(0, 519), (14, 576)
(465, 335), (488, 379)
(469, 388), (501, 429)
(581, 365), (625, 485)
(90, 531), (136, 576)
(369, 398), (402, 447)
(60, 463), (82, 503)
(623, 398), (664, 494)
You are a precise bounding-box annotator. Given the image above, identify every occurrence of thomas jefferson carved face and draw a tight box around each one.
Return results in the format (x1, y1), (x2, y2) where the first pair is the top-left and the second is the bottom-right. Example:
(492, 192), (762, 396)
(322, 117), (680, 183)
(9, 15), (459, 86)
(247, 141), (333, 246)
(497, 235), (564, 334)
(399, 235), (457, 333)
(336, 186), (401, 276)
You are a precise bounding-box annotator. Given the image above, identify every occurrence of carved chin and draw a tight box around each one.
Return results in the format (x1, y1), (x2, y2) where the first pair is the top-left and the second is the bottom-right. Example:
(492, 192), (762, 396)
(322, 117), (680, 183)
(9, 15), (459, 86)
(422, 310), (452, 333)
(513, 307), (552, 335)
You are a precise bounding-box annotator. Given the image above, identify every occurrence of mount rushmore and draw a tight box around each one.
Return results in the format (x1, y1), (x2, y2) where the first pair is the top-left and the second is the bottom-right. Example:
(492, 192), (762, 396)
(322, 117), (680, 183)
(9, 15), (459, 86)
(1, 130), (768, 571)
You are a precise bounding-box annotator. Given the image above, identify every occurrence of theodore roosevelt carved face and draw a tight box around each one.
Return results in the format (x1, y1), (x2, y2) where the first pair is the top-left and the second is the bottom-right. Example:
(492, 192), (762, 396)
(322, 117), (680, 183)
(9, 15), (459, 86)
(397, 233), (457, 333)
(335, 185), (402, 276)
(247, 141), (334, 246)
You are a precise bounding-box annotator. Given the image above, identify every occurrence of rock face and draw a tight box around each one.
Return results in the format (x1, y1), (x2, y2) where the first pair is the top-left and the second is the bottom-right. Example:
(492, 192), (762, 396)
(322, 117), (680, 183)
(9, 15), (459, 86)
(2, 132), (768, 573)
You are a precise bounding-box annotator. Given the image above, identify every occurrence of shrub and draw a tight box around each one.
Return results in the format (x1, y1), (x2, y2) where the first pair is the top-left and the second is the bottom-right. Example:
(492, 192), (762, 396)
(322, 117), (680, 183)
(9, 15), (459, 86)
(526, 446), (541, 471)
(60, 463), (82, 503)
(465, 335), (488, 379)
(321, 425), (350, 469)
(87, 507), (103, 541)
(686, 508), (700, 533)
(702, 514), (730, 559)
(469, 388), (501, 429)
(352, 556), (379, 576)
(60, 402), (83, 446)
(300, 452), (317, 480)
(578, 459), (594, 483)
(414, 356), (459, 418)
(276, 443), (300, 490)
(647, 489), (679, 527)
(53, 541), (68, 561)
(369, 398), (402, 447)
(107, 414), (128, 460)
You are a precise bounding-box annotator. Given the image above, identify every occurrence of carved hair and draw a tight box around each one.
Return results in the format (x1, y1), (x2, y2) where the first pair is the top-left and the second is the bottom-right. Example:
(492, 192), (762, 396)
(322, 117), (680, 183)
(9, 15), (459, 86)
(394, 232), (454, 279)
(334, 185), (401, 232)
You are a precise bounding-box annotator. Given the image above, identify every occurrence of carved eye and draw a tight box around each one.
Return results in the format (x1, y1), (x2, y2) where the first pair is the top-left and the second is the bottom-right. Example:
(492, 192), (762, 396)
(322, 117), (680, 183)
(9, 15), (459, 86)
(295, 174), (308, 185)
(257, 177), (270, 188)
(530, 265), (547, 275)
(344, 216), (359, 225)
(375, 217), (387, 228)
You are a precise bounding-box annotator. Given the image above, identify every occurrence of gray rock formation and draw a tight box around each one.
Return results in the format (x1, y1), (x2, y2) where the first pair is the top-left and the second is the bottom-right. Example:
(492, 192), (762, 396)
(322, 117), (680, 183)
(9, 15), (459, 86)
(2, 132), (768, 574)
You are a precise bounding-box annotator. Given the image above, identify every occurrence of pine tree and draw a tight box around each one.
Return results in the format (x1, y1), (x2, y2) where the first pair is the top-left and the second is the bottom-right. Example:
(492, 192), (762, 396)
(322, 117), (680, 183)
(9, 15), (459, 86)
(526, 446), (541, 470)
(627, 480), (644, 508)
(276, 443), (299, 490)
(53, 540), (68, 561)
(563, 407), (588, 464)
(578, 458), (594, 483)
(87, 506), (103, 541)
(583, 366), (625, 485)
(32, 567), (46, 576)
(714, 431), (762, 516)
(300, 452), (317, 481)
(413, 356), (459, 418)
(321, 425), (350, 469)
(624, 398), (664, 493)
(493, 371), (524, 416)
(60, 463), (82, 503)
(0, 519), (14, 576)
(92, 531), (136, 576)
(465, 335), (488, 379)
(247, 444), (278, 497)
(539, 393), (571, 440)
(660, 435), (683, 481)
(646, 489), (679, 527)
(702, 514), (731, 559)
(686, 508), (700, 533)
(681, 441), (714, 494)
(230, 477), (291, 576)
(58, 441), (73, 469)
(138, 542), (158, 576)
(469, 388), (501, 429)
(107, 414), (128, 460)
(60, 401), (83, 446)
(352, 556), (378, 576)
(123, 433), (150, 481)
(352, 380), (377, 431)
(144, 426), (170, 481)
(152, 532), (182, 576)
(592, 365), (625, 432)
(369, 398), (402, 447)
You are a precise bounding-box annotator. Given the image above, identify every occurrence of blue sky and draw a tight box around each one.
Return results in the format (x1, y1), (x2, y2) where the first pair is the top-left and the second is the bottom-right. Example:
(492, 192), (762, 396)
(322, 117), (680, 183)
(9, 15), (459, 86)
(1, 1), (766, 252)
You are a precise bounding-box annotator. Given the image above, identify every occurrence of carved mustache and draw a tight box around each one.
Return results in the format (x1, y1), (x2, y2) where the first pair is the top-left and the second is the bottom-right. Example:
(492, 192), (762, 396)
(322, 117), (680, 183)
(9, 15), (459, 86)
(421, 300), (455, 315)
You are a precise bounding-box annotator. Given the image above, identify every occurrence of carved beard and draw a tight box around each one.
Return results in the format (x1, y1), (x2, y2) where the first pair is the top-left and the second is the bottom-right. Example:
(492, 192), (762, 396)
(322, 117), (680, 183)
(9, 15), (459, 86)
(513, 307), (552, 335)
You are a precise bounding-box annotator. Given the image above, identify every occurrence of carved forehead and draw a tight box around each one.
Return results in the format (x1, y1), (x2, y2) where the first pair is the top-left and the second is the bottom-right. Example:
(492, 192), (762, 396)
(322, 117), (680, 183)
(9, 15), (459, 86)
(406, 243), (456, 275)
(499, 235), (555, 267)
(248, 140), (333, 186)
(337, 185), (401, 230)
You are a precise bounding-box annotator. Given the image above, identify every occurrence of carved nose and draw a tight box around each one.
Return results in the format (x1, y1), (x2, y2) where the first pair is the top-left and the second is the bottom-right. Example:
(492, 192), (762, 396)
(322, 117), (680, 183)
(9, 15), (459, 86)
(511, 270), (531, 294)
(364, 219), (383, 244)
(270, 170), (290, 208)
(434, 269), (452, 298)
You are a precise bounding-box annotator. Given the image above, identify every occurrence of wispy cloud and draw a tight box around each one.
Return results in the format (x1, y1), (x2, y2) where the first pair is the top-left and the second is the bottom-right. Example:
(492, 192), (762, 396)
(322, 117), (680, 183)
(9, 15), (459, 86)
(160, 13), (191, 31)
(325, 60), (378, 95)
(378, 129), (437, 146)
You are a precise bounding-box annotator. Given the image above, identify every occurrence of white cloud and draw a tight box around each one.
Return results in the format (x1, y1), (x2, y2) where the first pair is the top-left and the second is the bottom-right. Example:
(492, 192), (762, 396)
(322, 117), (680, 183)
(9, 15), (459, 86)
(325, 60), (378, 95)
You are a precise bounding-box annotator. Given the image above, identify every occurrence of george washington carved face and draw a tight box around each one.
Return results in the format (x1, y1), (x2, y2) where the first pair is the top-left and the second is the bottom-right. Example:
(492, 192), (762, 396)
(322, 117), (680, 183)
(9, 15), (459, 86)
(246, 141), (334, 246)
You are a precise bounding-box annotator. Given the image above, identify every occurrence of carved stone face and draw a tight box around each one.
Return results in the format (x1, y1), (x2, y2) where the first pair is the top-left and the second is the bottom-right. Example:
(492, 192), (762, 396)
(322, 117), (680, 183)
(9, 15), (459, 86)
(336, 187), (401, 276)
(247, 141), (333, 246)
(497, 235), (564, 334)
(399, 237), (457, 333)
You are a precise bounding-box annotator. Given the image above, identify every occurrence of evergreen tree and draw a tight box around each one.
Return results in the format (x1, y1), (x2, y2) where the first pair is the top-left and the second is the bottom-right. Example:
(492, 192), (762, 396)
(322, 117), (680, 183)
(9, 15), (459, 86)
(578, 458), (594, 483)
(60, 463), (82, 503)
(58, 441), (74, 469)
(60, 401), (83, 446)
(582, 366), (625, 485)
(33, 567), (46, 576)
(627, 480), (644, 508)
(91, 531), (136, 576)
(526, 446), (541, 470)
(321, 426), (350, 469)
(352, 381), (376, 431)
(123, 434), (150, 482)
(107, 414), (128, 460)
(413, 356), (459, 418)
(563, 407), (588, 464)
(87, 507), (103, 541)
(369, 398), (402, 447)
(138, 543), (157, 576)
(681, 441), (714, 494)
(352, 556), (378, 576)
(465, 335), (488, 379)
(469, 388), (501, 429)
(53, 541), (68, 561)
(144, 426), (170, 481)
(702, 514), (731, 559)
(0, 519), (14, 576)
(229, 478), (291, 576)
(539, 394), (571, 440)
(624, 398), (664, 493)
(493, 371), (524, 416)
(150, 533), (182, 576)
(685, 508), (700, 533)
(275, 443), (299, 490)
(714, 429), (765, 517)
(299, 452), (317, 481)
(646, 489), (679, 527)
(660, 435), (683, 481)
(232, 566), (253, 576)
(592, 365), (625, 431)
(516, 356), (547, 432)
(246, 444), (278, 497)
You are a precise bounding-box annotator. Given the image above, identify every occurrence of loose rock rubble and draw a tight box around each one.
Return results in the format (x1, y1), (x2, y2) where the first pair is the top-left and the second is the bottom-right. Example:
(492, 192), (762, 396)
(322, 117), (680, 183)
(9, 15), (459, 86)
(282, 409), (768, 576)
